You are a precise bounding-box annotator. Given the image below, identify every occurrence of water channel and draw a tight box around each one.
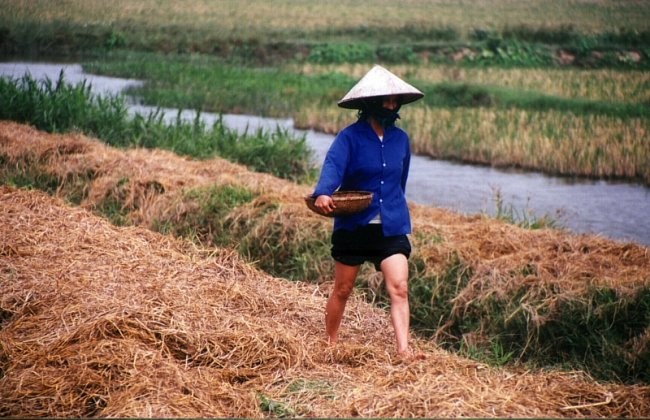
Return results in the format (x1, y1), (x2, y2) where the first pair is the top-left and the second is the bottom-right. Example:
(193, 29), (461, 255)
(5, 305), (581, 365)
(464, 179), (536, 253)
(2, 62), (649, 246)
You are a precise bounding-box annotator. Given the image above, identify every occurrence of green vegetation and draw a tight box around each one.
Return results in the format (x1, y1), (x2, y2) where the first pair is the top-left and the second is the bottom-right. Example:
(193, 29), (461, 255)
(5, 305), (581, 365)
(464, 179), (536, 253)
(82, 53), (350, 119)
(154, 184), (256, 247)
(258, 392), (295, 418)
(0, 70), (128, 139)
(2, 1), (649, 182)
(490, 188), (561, 230)
(0, 72), (315, 182)
(79, 53), (650, 183)
(444, 286), (650, 382)
(2, 0), (649, 69)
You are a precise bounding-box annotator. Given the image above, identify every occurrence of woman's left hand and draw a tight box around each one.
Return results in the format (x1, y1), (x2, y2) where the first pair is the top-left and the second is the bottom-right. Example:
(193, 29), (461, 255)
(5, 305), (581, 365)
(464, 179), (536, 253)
(314, 195), (336, 214)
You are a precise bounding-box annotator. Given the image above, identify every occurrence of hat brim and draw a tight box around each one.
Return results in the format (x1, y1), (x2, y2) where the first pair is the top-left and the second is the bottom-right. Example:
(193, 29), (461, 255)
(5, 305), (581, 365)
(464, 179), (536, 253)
(337, 92), (424, 109)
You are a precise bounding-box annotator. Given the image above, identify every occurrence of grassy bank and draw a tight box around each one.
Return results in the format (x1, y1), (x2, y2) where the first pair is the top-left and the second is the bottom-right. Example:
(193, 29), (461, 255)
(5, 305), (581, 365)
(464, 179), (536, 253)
(0, 72), (315, 182)
(2, 121), (649, 384)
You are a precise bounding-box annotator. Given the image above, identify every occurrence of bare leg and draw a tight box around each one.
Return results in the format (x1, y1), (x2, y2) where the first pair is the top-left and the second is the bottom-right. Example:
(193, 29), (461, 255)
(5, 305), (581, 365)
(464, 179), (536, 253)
(381, 253), (411, 354)
(325, 261), (359, 345)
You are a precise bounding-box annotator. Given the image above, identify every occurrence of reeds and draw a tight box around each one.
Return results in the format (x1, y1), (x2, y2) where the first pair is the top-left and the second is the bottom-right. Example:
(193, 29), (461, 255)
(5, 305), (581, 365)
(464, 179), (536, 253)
(0, 72), (315, 182)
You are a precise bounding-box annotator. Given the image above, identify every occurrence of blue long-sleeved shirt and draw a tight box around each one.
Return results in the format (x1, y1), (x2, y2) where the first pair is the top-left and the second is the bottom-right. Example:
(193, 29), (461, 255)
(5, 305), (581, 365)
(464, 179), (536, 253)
(312, 119), (411, 236)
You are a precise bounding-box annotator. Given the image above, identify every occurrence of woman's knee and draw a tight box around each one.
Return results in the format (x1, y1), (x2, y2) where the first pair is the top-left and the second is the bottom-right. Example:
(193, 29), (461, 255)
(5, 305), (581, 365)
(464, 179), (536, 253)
(332, 262), (358, 299)
(332, 281), (355, 299)
(386, 278), (408, 301)
(381, 254), (409, 296)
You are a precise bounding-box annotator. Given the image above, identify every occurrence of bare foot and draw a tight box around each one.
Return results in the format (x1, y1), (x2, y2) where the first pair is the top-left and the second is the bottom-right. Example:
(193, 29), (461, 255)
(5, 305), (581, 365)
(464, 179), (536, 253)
(396, 347), (426, 363)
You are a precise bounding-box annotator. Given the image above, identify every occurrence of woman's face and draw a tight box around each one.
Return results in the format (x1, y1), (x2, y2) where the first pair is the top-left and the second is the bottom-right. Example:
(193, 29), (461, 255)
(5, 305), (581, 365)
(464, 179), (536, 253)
(382, 95), (400, 110)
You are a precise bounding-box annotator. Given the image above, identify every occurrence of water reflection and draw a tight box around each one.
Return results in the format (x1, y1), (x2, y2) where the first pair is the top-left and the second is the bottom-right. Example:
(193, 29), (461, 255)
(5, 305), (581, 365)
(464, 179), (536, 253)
(1, 62), (648, 246)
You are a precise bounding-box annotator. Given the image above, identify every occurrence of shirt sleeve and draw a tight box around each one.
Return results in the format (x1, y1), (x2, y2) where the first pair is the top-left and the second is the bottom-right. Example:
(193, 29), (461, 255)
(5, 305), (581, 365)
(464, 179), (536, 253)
(401, 134), (411, 192)
(312, 132), (351, 197)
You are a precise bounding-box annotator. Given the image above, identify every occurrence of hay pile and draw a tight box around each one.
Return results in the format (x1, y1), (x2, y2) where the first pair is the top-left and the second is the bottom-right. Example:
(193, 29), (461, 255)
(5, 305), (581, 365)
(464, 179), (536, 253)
(0, 121), (307, 224)
(2, 120), (647, 289)
(4, 119), (644, 377)
(2, 186), (650, 418)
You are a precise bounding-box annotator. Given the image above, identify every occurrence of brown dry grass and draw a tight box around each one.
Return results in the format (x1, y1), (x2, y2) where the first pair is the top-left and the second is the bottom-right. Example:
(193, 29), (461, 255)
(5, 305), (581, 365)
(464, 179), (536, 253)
(4, 0), (649, 38)
(1, 120), (650, 417)
(3, 187), (650, 418)
(1, 120), (648, 324)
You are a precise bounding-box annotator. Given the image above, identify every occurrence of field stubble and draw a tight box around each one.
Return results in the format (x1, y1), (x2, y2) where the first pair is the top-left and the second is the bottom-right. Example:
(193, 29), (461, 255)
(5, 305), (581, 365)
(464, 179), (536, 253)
(4, 0), (649, 39)
(3, 184), (649, 417)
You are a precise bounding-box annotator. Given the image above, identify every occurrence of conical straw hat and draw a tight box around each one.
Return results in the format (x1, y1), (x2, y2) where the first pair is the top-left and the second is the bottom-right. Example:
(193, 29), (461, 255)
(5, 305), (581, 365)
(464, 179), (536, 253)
(337, 64), (424, 109)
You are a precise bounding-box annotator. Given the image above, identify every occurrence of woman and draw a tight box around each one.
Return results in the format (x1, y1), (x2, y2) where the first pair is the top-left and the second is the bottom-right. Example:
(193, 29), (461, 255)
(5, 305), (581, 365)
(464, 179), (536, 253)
(311, 65), (424, 358)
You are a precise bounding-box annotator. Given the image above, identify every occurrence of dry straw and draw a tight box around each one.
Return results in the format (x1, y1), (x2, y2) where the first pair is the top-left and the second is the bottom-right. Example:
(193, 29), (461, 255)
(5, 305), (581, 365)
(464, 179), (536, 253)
(3, 187), (650, 417)
(1, 121), (650, 417)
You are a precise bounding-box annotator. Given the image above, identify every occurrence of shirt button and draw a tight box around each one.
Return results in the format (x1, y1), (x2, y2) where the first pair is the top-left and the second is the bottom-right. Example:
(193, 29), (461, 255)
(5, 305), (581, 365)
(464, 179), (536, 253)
(379, 199), (383, 203)
(382, 163), (386, 167)
(380, 180), (384, 184)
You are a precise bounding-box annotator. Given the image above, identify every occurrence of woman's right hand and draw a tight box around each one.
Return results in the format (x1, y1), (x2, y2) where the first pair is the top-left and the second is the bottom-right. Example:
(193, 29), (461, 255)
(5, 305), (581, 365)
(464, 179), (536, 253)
(314, 195), (336, 214)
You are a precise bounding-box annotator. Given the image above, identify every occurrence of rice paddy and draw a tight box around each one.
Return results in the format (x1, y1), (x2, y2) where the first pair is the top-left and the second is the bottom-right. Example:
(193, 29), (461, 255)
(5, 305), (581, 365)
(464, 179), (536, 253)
(2, 0), (648, 182)
(4, 0), (649, 39)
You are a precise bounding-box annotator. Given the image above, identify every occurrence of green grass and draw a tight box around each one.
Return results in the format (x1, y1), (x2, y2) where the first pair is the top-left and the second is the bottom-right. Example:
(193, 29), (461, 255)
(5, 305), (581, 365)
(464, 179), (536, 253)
(485, 286), (650, 383)
(422, 82), (649, 119)
(258, 392), (295, 418)
(490, 188), (562, 230)
(82, 53), (351, 118)
(153, 184), (256, 247)
(0, 71), (315, 182)
(0, 70), (129, 138)
(83, 52), (649, 121)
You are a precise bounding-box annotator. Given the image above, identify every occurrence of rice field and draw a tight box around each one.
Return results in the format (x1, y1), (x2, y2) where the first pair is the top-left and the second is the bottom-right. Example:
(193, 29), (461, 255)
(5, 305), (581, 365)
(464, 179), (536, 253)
(288, 62), (650, 183)
(297, 63), (650, 104)
(2, 0), (649, 183)
(409, 107), (648, 179)
(4, 0), (649, 38)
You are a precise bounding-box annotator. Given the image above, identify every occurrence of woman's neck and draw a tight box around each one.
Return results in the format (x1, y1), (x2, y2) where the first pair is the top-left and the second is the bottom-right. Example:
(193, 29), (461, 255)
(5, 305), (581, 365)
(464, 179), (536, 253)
(369, 118), (383, 137)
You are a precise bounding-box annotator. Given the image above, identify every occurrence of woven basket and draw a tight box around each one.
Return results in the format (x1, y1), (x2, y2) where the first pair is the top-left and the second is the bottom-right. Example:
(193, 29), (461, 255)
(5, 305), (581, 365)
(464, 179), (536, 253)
(304, 190), (373, 217)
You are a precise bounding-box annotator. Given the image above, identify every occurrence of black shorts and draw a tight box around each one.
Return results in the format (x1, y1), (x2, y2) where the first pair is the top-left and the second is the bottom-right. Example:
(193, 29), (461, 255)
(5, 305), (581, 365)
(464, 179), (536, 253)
(331, 224), (411, 271)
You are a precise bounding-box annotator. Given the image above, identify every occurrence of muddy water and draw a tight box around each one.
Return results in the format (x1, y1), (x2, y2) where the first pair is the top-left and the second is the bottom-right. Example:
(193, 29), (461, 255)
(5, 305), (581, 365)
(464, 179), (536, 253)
(2, 62), (649, 246)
